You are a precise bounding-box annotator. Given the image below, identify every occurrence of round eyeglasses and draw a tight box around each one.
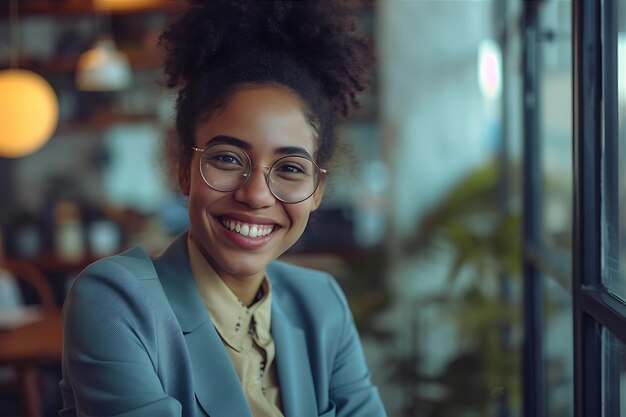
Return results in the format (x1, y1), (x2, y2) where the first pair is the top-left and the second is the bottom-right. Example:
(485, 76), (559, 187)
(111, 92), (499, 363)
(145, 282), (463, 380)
(192, 143), (327, 204)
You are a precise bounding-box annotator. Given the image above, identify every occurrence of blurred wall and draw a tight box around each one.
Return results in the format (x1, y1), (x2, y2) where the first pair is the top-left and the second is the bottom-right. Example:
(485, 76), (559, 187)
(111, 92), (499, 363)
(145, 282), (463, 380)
(380, 1), (496, 236)
(370, 1), (508, 415)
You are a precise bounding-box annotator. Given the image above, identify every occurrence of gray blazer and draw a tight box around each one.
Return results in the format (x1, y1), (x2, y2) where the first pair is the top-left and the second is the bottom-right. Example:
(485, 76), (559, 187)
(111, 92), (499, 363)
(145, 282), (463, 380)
(59, 233), (386, 417)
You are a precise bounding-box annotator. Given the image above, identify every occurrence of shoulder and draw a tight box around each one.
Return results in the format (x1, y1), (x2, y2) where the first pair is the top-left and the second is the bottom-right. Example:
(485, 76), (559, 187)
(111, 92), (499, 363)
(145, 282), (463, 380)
(64, 246), (162, 320)
(69, 246), (157, 293)
(78, 246), (156, 282)
(62, 247), (175, 380)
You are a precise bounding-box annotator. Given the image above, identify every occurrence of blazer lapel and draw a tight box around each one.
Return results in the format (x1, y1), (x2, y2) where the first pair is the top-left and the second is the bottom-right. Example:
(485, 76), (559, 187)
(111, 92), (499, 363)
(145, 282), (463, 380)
(271, 301), (318, 417)
(152, 233), (252, 417)
(184, 321), (252, 417)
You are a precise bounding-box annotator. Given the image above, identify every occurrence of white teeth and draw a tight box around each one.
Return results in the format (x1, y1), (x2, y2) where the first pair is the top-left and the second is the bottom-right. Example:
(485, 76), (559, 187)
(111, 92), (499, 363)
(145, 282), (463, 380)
(221, 218), (274, 238)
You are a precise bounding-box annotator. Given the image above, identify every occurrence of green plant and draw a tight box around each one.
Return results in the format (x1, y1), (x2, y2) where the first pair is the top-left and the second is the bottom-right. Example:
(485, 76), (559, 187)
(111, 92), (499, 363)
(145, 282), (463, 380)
(394, 161), (522, 417)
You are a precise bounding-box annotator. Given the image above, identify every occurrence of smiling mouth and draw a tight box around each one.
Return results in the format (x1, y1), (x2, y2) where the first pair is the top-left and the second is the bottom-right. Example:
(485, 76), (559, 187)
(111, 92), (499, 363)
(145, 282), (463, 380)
(219, 217), (276, 238)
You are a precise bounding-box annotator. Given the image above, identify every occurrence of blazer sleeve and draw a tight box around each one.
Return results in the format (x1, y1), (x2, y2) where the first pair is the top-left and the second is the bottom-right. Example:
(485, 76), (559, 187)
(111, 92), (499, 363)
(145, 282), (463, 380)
(327, 278), (388, 417)
(59, 258), (182, 417)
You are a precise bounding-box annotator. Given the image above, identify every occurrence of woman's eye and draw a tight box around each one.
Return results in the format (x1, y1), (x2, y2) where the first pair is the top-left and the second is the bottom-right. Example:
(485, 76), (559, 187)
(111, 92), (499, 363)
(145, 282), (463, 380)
(281, 165), (302, 173)
(213, 154), (242, 166)
(278, 164), (303, 174)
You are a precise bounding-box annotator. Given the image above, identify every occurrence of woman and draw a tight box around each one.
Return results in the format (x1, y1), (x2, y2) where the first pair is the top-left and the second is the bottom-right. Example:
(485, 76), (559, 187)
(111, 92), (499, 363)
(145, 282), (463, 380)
(59, 1), (386, 416)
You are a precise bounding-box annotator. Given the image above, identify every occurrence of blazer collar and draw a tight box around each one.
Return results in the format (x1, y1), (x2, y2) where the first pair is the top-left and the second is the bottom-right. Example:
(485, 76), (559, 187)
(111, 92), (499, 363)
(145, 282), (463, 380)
(269, 270), (318, 417)
(153, 233), (318, 417)
(152, 233), (252, 417)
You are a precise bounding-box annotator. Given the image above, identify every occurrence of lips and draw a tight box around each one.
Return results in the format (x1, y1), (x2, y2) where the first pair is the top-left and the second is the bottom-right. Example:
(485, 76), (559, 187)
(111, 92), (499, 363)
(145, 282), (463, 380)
(219, 217), (276, 238)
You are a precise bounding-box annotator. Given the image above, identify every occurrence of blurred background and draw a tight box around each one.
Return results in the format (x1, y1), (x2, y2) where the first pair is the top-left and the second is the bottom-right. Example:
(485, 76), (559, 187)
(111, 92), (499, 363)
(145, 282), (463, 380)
(0, 0), (606, 416)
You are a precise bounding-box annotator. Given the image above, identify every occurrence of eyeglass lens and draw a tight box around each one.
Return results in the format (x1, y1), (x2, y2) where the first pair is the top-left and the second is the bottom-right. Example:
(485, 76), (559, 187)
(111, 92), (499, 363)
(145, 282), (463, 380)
(198, 144), (321, 203)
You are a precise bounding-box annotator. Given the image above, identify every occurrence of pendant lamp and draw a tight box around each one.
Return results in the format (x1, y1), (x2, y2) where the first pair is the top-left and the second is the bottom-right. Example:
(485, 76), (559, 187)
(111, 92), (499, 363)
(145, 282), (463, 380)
(76, 4), (132, 93)
(76, 36), (132, 92)
(0, 69), (59, 158)
(0, 0), (59, 158)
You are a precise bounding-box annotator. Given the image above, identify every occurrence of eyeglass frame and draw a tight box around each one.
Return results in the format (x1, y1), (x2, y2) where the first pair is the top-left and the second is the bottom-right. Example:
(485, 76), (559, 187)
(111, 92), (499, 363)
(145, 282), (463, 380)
(191, 144), (328, 204)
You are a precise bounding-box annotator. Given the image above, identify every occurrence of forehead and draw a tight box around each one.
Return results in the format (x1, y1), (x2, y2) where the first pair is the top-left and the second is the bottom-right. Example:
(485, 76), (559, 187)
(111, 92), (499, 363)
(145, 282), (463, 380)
(195, 85), (317, 153)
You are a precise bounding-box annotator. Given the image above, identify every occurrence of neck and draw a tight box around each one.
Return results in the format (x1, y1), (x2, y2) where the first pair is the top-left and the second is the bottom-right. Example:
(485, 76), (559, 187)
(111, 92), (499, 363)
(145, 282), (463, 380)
(220, 272), (265, 307)
(189, 233), (266, 306)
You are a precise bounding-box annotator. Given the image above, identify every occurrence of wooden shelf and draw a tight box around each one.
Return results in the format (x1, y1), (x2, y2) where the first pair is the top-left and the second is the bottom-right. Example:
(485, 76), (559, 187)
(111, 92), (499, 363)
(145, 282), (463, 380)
(59, 111), (160, 132)
(8, 49), (165, 74)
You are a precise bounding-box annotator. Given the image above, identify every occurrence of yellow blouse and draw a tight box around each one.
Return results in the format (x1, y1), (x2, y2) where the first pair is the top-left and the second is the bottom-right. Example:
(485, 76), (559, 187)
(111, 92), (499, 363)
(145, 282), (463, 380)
(187, 237), (284, 417)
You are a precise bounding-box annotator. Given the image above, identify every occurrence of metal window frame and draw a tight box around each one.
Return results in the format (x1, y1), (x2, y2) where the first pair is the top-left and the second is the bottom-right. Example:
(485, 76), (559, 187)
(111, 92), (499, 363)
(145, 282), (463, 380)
(573, 0), (626, 416)
(522, 0), (626, 416)
(521, 3), (546, 417)
(599, 1), (623, 415)
(572, 0), (602, 416)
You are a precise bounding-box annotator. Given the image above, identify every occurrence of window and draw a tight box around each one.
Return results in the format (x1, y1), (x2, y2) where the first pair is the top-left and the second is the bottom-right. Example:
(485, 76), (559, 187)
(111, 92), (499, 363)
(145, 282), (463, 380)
(523, 1), (626, 416)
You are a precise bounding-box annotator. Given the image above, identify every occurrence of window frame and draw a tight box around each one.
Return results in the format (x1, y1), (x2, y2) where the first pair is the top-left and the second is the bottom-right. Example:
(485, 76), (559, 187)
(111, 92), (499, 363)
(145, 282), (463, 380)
(522, 0), (626, 416)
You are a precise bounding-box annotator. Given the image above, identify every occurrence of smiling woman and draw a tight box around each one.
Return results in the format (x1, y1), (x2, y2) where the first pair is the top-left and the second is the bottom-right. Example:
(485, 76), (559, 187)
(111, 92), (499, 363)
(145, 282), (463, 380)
(58, 1), (386, 417)
(182, 86), (326, 297)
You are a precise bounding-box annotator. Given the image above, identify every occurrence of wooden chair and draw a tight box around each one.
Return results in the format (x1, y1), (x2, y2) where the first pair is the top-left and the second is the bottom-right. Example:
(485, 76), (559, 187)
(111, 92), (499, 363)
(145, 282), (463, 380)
(0, 259), (62, 417)
(0, 259), (57, 314)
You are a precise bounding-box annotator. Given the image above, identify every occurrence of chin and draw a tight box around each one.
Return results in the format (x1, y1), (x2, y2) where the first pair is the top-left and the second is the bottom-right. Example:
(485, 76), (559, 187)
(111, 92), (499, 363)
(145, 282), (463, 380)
(214, 251), (273, 279)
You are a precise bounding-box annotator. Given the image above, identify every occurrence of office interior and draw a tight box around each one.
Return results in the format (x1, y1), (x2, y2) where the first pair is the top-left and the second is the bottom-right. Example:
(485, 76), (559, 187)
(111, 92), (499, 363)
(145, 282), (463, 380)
(0, 1), (624, 417)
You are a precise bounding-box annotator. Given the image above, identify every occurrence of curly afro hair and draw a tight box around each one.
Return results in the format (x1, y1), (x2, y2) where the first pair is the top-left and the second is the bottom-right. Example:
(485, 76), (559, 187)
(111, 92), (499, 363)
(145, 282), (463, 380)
(158, 0), (373, 187)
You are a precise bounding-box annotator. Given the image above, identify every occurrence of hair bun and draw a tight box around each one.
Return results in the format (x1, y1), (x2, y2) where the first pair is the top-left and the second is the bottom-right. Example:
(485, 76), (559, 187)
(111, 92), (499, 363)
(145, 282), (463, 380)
(160, 0), (372, 117)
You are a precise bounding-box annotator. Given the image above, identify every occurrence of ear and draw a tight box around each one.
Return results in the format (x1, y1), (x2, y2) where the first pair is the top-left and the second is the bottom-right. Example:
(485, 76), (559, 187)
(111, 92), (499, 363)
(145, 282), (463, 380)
(309, 177), (326, 212)
(178, 162), (191, 196)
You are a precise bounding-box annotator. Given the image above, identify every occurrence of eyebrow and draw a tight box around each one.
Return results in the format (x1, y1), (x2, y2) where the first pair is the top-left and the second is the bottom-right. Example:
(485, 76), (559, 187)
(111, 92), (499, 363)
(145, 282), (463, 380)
(206, 135), (313, 159)
(207, 135), (250, 149)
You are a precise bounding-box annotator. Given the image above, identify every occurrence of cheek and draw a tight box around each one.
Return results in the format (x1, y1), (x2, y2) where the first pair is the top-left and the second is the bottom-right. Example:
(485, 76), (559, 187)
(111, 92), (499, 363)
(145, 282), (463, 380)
(187, 178), (221, 218)
(285, 204), (313, 233)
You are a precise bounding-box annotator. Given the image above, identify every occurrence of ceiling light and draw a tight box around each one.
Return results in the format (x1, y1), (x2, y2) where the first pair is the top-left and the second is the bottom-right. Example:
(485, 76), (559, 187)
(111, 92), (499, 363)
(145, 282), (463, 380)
(0, 0), (58, 158)
(76, 37), (132, 92)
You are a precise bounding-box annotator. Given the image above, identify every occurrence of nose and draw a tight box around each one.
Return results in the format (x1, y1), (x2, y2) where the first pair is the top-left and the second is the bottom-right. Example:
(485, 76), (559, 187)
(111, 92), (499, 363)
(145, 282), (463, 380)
(233, 166), (276, 208)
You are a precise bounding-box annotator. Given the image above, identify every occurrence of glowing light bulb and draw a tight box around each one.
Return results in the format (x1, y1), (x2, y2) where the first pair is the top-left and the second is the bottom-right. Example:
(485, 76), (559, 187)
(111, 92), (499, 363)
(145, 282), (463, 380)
(0, 69), (59, 158)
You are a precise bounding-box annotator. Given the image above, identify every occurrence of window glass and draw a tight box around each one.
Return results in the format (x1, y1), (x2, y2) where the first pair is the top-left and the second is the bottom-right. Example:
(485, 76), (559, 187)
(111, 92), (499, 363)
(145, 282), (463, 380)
(602, 0), (626, 302)
(543, 274), (574, 417)
(538, 0), (573, 256)
(602, 327), (626, 417)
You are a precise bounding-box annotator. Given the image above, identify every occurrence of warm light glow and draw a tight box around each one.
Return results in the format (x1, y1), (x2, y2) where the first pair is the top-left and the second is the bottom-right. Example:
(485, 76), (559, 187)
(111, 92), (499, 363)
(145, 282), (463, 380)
(94, 0), (161, 12)
(478, 39), (502, 100)
(0, 69), (59, 158)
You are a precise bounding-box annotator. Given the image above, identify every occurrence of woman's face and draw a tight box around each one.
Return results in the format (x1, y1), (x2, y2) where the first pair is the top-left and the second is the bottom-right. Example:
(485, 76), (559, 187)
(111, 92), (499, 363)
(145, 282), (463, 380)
(181, 85), (324, 282)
